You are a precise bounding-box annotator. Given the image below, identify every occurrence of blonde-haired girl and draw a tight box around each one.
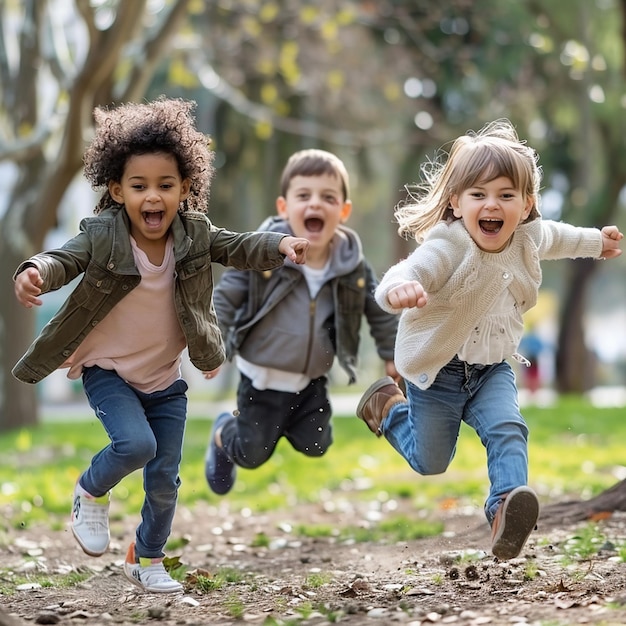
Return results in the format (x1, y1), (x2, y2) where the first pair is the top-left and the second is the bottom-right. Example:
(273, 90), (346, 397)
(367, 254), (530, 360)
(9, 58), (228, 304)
(357, 119), (622, 560)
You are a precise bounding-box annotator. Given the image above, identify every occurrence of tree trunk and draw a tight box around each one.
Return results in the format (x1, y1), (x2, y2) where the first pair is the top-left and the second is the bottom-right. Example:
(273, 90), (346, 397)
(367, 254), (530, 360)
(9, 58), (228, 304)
(541, 478), (626, 526)
(554, 257), (598, 393)
(0, 1), (194, 433)
(1, 224), (39, 431)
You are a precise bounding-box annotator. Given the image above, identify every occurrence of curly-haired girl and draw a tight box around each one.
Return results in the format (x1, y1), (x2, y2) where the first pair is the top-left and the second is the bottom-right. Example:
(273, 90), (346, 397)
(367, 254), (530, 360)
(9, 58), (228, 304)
(356, 119), (622, 561)
(12, 97), (308, 593)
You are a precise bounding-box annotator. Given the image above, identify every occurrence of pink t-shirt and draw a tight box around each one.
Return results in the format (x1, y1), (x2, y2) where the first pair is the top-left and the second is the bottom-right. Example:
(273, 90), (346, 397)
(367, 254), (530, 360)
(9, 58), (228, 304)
(63, 236), (185, 393)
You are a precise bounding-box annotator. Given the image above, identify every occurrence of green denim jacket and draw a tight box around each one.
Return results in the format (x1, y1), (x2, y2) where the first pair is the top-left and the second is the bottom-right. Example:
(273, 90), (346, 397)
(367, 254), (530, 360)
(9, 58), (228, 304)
(12, 207), (286, 384)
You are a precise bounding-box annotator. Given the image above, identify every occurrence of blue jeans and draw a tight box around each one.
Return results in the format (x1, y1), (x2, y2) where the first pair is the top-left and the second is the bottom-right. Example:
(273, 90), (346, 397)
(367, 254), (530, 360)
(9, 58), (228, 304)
(383, 357), (528, 524)
(80, 366), (188, 559)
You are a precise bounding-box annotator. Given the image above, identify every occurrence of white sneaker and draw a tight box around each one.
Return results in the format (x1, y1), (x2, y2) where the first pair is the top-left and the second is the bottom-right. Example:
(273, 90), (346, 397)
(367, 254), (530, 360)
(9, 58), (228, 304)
(123, 543), (183, 593)
(71, 483), (110, 557)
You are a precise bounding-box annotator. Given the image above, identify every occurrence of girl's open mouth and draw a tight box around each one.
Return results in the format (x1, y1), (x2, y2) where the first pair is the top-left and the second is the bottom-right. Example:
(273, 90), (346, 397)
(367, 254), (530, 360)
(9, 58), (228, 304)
(143, 211), (164, 226)
(479, 218), (503, 234)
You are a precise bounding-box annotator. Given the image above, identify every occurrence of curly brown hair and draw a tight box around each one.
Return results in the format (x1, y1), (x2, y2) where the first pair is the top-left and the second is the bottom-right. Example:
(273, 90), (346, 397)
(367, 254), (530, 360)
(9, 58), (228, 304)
(83, 97), (214, 214)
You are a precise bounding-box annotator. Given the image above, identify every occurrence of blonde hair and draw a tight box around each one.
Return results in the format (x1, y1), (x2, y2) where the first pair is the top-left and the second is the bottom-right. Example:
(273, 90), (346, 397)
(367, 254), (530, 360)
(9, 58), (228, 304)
(396, 119), (542, 242)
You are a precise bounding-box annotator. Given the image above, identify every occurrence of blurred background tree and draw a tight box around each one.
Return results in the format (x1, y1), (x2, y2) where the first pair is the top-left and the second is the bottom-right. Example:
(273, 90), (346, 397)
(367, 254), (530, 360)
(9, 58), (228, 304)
(1, 0), (624, 431)
(0, 0), (193, 429)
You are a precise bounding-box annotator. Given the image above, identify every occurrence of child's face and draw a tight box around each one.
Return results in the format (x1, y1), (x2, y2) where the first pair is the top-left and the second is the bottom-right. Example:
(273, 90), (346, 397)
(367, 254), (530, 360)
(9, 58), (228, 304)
(450, 176), (533, 253)
(108, 152), (190, 251)
(276, 173), (352, 258)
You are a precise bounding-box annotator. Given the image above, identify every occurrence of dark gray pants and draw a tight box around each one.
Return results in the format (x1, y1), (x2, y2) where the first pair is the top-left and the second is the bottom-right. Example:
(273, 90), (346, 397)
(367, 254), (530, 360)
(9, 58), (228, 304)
(219, 374), (333, 469)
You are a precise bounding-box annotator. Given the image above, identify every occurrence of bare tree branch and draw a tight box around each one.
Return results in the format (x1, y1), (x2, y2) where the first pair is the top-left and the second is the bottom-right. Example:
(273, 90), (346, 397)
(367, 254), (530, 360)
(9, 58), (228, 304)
(14, 0), (43, 129)
(194, 62), (407, 148)
(76, 0), (147, 97)
(0, 119), (59, 162)
(75, 0), (99, 46)
(121, 0), (193, 102)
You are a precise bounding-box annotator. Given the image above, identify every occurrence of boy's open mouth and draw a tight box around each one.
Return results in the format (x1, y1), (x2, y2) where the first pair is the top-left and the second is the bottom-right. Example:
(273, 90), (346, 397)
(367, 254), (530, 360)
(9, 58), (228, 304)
(304, 217), (324, 233)
(479, 218), (503, 234)
(143, 211), (164, 226)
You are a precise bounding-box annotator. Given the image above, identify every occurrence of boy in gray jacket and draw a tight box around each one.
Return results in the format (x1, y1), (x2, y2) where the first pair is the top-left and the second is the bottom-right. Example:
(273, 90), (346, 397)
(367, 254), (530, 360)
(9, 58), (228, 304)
(204, 149), (398, 494)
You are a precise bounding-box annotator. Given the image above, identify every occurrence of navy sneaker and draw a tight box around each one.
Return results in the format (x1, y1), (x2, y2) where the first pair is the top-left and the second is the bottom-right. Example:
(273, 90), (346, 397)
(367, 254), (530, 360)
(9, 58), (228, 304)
(205, 413), (237, 495)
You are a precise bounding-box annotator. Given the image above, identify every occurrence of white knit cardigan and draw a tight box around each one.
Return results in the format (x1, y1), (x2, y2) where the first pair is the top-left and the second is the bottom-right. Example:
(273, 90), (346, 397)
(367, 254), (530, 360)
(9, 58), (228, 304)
(376, 218), (603, 389)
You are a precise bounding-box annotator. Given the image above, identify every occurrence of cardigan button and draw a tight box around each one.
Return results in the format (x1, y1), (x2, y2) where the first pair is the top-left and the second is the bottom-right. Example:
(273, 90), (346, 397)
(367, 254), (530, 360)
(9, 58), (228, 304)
(419, 373), (428, 383)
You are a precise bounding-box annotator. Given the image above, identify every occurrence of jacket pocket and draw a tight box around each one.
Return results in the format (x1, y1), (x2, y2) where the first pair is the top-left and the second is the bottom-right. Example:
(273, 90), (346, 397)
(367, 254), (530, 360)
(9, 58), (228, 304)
(69, 267), (115, 310)
(336, 275), (366, 315)
(177, 256), (213, 303)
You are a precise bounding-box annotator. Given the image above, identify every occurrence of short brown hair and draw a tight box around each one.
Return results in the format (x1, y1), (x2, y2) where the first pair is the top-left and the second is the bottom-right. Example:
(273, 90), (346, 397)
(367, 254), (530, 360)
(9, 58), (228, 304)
(279, 149), (350, 200)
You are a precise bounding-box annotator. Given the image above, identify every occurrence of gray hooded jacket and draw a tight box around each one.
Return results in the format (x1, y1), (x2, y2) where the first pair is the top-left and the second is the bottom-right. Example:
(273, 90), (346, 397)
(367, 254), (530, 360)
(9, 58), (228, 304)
(214, 217), (397, 384)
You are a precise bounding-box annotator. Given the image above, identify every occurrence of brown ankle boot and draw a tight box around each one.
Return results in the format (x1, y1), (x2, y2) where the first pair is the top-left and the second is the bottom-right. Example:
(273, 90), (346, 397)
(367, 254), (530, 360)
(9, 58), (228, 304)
(491, 486), (539, 560)
(356, 376), (406, 437)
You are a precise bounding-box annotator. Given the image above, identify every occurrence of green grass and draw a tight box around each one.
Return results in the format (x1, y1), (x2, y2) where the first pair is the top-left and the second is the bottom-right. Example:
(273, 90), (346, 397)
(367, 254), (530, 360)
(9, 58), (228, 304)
(0, 394), (624, 530)
(0, 569), (93, 595)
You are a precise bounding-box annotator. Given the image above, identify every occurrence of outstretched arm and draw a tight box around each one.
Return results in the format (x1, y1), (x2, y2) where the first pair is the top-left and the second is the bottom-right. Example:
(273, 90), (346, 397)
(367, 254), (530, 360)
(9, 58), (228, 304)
(600, 225), (623, 259)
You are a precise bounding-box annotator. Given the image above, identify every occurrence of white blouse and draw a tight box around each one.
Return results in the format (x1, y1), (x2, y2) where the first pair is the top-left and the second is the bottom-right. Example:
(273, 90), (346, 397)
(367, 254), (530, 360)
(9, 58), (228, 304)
(457, 288), (524, 366)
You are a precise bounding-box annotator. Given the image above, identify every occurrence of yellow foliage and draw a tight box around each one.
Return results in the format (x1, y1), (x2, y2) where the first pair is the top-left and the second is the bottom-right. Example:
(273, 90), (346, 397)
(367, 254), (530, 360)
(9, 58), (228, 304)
(281, 41), (299, 61)
(113, 57), (134, 86)
(300, 6), (319, 25)
(18, 122), (33, 137)
(283, 66), (301, 87)
(524, 290), (558, 328)
(259, 2), (279, 23)
(242, 15), (262, 37)
(16, 429), (32, 452)
(188, 0), (205, 14)
(168, 58), (199, 89)
(321, 20), (338, 40)
(261, 83), (278, 105)
(384, 83), (401, 102)
(280, 42), (301, 86)
(255, 120), (273, 140)
(326, 70), (344, 90)
(275, 100), (291, 116)
(256, 59), (276, 76)
(528, 32), (554, 54)
(336, 8), (356, 26)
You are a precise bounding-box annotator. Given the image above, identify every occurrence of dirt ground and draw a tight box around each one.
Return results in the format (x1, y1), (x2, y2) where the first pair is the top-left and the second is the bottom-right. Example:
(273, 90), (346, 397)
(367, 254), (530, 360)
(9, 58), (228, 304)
(3, 497), (626, 626)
